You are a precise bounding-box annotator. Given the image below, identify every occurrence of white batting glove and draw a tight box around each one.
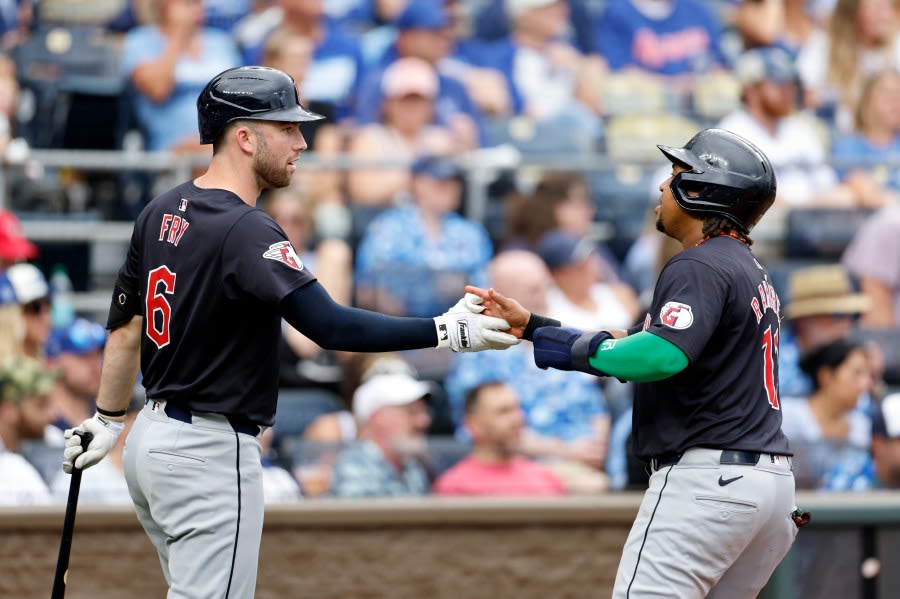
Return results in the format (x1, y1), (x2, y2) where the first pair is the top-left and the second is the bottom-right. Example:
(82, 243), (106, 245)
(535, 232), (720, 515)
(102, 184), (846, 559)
(434, 294), (520, 352)
(62, 413), (125, 473)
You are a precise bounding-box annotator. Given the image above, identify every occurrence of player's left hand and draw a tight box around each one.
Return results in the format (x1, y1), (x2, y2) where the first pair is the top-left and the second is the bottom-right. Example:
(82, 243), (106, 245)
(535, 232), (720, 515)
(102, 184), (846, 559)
(434, 294), (520, 352)
(533, 327), (612, 374)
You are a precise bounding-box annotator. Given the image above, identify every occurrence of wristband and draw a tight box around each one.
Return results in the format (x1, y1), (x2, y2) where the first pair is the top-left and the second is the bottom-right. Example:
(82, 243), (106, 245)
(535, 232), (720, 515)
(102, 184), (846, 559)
(97, 406), (128, 417)
(523, 313), (562, 341)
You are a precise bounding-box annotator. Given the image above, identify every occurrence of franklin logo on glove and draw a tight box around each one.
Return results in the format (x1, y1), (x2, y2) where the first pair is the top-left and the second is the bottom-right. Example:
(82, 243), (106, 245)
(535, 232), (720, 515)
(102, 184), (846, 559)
(457, 321), (470, 348)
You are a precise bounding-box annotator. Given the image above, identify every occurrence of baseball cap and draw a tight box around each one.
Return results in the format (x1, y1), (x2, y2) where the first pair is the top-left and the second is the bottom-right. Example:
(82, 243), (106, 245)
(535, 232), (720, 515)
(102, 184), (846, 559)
(784, 265), (870, 319)
(381, 57), (439, 98)
(46, 317), (108, 359)
(6, 263), (49, 304)
(0, 356), (58, 403)
(536, 229), (595, 270)
(872, 393), (900, 438)
(352, 373), (432, 423)
(506, 0), (561, 18)
(0, 210), (38, 262)
(411, 154), (463, 180)
(395, 0), (449, 30)
(734, 47), (798, 87)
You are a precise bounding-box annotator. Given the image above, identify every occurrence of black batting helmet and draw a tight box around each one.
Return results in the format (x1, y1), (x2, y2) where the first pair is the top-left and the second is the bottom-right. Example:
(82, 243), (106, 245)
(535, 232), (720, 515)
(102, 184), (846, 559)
(657, 128), (776, 233)
(197, 66), (324, 145)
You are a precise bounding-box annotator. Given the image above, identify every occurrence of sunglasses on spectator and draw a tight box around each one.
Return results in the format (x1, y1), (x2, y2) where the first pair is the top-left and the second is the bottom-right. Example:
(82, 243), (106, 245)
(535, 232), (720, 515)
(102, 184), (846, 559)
(23, 298), (50, 315)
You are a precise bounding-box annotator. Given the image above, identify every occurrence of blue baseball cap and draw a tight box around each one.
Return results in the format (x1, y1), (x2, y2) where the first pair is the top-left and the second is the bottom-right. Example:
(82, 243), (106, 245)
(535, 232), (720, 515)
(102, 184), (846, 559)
(395, 0), (449, 30)
(46, 318), (107, 358)
(537, 229), (595, 270)
(735, 47), (798, 87)
(411, 154), (463, 180)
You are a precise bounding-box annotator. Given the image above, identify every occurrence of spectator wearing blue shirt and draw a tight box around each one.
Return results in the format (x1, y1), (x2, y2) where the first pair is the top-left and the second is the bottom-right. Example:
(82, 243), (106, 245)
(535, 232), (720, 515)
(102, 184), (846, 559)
(831, 69), (900, 206)
(352, 0), (487, 145)
(238, 0), (365, 123)
(593, 0), (727, 82)
(444, 250), (611, 494)
(354, 154), (493, 317)
(120, 0), (241, 152)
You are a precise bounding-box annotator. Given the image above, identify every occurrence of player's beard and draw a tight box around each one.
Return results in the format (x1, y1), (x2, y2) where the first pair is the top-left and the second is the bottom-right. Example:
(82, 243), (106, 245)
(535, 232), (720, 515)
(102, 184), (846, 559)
(253, 136), (293, 190)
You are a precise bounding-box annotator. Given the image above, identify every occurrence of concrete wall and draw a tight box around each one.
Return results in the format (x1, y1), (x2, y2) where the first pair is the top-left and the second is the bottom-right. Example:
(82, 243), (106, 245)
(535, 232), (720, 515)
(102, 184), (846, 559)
(0, 496), (639, 599)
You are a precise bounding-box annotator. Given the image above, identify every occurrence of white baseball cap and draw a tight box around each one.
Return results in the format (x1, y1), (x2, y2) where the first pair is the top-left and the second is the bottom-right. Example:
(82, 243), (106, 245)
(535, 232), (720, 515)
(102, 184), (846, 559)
(7, 263), (49, 304)
(353, 373), (431, 423)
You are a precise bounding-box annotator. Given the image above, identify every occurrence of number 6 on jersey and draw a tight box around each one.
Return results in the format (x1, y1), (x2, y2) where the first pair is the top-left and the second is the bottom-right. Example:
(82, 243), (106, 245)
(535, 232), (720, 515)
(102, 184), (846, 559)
(147, 266), (176, 348)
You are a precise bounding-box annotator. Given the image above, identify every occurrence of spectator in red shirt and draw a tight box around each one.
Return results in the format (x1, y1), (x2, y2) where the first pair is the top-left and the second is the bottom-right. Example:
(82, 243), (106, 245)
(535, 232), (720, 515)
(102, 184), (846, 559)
(433, 381), (567, 496)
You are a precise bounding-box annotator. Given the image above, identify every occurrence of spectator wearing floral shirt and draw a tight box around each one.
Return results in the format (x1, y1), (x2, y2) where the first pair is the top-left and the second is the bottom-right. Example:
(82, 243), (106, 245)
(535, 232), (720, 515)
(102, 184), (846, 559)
(330, 373), (432, 497)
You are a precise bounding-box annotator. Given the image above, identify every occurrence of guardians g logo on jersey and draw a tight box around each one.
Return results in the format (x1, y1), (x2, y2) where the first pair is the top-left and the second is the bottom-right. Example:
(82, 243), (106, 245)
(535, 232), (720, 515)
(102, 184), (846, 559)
(263, 241), (304, 271)
(660, 301), (694, 329)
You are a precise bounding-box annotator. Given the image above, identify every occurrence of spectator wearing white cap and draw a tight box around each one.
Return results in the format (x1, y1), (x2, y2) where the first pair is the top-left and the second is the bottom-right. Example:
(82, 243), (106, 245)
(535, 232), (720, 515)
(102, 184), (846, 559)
(329, 372), (433, 497)
(6, 263), (51, 360)
(871, 393), (900, 488)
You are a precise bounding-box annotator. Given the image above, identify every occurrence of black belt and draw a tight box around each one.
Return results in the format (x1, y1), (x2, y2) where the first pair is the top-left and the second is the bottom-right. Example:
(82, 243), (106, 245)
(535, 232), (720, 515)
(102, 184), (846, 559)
(649, 449), (764, 472)
(161, 402), (261, 437)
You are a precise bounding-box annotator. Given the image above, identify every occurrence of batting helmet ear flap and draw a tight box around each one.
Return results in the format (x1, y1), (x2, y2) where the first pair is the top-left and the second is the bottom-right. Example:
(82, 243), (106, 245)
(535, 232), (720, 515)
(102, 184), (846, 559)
(658, 128), (776, 233)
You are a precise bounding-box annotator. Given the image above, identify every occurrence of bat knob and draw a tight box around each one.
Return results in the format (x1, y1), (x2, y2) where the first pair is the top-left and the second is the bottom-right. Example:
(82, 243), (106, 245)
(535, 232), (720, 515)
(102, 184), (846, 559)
(72, 430), (93, 451)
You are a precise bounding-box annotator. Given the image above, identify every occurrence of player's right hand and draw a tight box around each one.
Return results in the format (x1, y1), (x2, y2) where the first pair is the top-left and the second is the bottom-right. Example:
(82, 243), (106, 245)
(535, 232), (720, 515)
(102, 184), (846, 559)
(434, 299), (520, 352)
(62, 413), (125, 473)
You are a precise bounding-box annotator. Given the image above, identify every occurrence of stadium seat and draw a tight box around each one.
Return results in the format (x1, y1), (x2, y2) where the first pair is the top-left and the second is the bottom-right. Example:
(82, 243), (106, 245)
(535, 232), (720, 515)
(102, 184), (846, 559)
(599, 70), (670, 117)
(691, 70), (742, 124)
(783, 207), (874, 259)
(604, 113), (702, 163)
(484, 114), (596, 156)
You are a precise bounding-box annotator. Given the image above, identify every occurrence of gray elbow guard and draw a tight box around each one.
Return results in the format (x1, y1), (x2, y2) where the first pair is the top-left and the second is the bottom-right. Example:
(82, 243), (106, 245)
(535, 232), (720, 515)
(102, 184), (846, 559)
(106, 279), (141, 329)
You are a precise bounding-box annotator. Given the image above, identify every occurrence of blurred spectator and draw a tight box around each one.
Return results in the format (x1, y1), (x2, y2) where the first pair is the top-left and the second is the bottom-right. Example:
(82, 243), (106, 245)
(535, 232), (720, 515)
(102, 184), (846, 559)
(330, 372), (432, 497)
(7, 262), (51, 360)
(796, 0), (900, 131)
(444, 250), (610, 494)
(199, 0), (252, 32)
(503, 170), (624, 281)
(0, 356), (57, 505)
(346, 57), (463, 207)
(260, 27), (346, 207)
(45, 318), (107, 432)
(121, 0), (242, 153)
(352, 0), (485, 145)
(592, 0), (727, 90)
(0, 0), (32, 49)
(0, 270), (24, 363)
(262, 188), (351, 389)
(537, 229), (640, 331)
(433, 381), (566, 496)
(721, 0), (786, 58)
(0, 209), (38, 270)
(830, 68), (900, 207)
(487, 0), (604, 133)
(0, 54), (20, 157)
(718, 46), (852, 208)
(49, 393), (141, 504)
(870, 392), (900, 488)
(842, 203), (900, 327)
(237, 0), (365, 122)
(472, 0), (596, 54)
(259, 426), (303, 502)
(354, 154), (492, 317)
(781, 339), (875, 490)
(780, 264), (871, 398)
(782, 0), (819, 56)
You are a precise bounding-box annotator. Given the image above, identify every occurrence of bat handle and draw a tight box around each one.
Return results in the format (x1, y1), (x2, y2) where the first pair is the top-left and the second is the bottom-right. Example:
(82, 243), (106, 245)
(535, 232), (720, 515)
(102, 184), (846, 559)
(72, 430), (94, 456)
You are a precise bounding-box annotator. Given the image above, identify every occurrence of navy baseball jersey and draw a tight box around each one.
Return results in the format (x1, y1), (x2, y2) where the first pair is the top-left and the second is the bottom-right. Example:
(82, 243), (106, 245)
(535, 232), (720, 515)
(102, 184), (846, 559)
(632, 236), (791, 459)
(117, 182), (315, 425)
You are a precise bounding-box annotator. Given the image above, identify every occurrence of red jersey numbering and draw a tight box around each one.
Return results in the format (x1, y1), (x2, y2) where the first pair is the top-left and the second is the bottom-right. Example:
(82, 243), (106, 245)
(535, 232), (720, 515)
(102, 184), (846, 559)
(262, 241), (304, 271)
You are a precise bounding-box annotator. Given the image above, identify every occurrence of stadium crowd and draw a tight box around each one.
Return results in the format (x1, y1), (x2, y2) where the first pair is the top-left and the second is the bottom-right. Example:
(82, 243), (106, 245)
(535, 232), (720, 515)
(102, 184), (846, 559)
(2, 0), (900, 504)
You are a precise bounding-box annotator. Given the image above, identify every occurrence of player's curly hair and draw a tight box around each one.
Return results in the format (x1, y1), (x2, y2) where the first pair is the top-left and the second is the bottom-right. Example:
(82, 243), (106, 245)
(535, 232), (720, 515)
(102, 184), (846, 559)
(702, 216), (753, 246)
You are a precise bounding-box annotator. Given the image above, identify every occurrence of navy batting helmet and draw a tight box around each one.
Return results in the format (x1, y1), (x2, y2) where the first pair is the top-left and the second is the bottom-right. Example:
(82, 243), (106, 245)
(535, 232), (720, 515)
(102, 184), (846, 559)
(197, 66), (324, 145)
(657, 128), (776, 233)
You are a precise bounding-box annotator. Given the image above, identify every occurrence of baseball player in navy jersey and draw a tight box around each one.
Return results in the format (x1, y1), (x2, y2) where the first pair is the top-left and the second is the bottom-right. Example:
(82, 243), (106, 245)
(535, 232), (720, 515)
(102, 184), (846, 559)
(467, 128), (808, 598)
(59, 66), (517, 599)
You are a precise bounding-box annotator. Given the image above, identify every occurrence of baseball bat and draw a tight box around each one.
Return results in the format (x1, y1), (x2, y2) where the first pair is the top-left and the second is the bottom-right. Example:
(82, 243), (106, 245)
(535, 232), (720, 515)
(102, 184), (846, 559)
(51, 430), (93, 599)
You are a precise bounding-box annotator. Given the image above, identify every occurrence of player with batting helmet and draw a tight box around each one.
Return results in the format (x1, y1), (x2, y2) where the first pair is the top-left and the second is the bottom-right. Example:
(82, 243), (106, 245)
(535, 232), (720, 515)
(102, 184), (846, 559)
(466, 128), (806, 598)
(60, 66), (518, 598)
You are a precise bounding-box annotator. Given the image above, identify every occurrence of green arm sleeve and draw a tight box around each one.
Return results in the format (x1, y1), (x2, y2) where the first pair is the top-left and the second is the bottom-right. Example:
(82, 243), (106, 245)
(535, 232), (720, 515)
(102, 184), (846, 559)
(588, 331), (689, 383)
